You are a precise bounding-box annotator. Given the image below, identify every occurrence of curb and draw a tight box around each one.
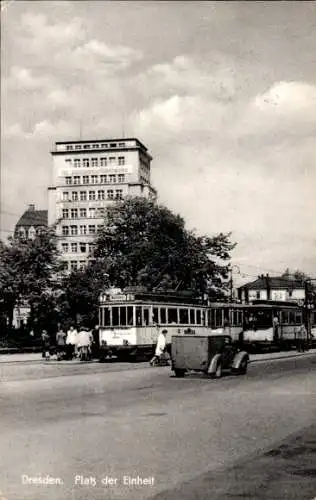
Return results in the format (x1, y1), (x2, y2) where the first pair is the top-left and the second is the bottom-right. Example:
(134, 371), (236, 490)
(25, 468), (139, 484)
(1, 350), (315, 365)
(250, 351), (315, 363)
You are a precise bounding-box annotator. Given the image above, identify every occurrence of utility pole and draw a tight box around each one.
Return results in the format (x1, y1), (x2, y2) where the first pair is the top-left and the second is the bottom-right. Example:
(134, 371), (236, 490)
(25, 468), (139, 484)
(265, 274), (271, 300)
(304, 278), (316, 339)
(229, 265), (240, 302)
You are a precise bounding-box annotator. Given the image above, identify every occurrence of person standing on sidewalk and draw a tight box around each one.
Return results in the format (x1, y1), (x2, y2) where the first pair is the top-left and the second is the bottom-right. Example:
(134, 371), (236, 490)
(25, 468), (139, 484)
(77, 326), (93, 361)
(56, 326), (66, 361)
(41, 330), (50, 361)
(297, 323), (307, 352)
(66, 325), (78, 360)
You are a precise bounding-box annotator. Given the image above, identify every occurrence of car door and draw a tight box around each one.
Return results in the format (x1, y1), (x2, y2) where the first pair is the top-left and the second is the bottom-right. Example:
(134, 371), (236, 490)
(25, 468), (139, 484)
(220, 336), (235, 368)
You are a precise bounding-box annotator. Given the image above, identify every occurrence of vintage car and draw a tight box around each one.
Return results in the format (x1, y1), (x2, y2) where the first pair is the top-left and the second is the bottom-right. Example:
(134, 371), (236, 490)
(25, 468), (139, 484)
(171, 334), (249, 378)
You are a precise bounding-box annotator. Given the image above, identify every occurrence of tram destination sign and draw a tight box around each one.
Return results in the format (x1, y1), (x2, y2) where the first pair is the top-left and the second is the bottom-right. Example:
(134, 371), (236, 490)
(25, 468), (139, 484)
(100, 293), (135, 302)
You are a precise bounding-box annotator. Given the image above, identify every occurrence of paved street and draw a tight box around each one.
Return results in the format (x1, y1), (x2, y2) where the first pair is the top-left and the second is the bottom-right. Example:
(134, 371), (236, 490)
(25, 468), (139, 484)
(0, 354), (315, 500)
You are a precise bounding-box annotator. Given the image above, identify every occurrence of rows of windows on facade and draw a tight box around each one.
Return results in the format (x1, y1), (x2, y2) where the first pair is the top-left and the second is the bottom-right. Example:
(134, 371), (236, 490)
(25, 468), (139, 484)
(14, 138), (156, 272)
(63, 171), (148, 186)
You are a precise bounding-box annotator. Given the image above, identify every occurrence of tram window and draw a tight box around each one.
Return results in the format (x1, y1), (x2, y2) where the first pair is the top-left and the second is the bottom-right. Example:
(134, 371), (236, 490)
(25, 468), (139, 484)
(112, 307), (119, 326)
(254, 310), (272, 328)
(223, 308), (230, 323)
(289, 311), (295, 324)
(210, 309), (215, 328)
(190, 309), (195, 324)
(235, 310), (242, 326)
(143, 308), (150, 326)
(231, 310), (237, 326)
(136, 306), (142, 326)
(104, 307), (110, 326)
(295, 312), (302, 324)
(196, 309), (201, 325)
(160, 308), (166, 324)
(167, 308), (178, 324)
(127, 306), (133, 325)
(202, 309), (206, 325)
(120, 307), (127, 326)
(234, 311), (238, 326)
(153, 307), (159, 324)
(207, 309), (211, 327)
(282, 311), (289, 324)
(215, 309), (223, 328)
(179, 308), (189, 324)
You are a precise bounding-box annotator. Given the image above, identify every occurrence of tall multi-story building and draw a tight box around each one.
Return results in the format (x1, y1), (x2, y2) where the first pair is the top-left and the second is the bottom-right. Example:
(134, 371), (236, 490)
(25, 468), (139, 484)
(48, 138), (157, 271)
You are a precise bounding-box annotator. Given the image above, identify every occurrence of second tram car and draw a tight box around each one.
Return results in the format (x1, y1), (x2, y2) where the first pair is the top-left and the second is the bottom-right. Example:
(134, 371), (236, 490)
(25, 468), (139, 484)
(241, 300), (307, 350)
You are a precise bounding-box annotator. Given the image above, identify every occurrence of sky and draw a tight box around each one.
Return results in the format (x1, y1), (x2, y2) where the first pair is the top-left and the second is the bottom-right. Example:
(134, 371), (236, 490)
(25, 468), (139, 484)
(1, 0), (316, 285)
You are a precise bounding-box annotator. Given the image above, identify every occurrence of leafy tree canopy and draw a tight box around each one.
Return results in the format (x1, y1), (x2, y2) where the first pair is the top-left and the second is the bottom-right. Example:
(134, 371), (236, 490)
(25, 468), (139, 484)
(57, 259), (110, 328)
(281, 268), (312, 283)
(0, 227), (63, 332)
(92, 197), (236, 299)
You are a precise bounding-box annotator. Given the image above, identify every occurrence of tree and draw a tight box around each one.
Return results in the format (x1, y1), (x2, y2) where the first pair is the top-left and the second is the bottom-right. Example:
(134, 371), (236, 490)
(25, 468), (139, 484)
(0, 227), (64, 335)
(92, 197), (236, 299)
(58, 260), (110, 328)
(282, 268), (311, 283)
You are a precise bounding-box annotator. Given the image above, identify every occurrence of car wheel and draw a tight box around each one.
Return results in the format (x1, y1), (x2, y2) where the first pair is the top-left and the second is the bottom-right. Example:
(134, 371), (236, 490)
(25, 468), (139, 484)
(174, 369), (186, 378)
(238, 359), (248, 375)
(211, 361), (222, 379)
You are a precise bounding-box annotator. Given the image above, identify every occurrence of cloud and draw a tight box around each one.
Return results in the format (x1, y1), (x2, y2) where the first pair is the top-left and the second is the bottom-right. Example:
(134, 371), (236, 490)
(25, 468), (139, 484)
(132, 93), (230, 144)
(46, 88), (77, 107)
(254, 81), (316, 113)
(4, 123), (25, 138)
(21, 12), (86, 48)
(237, 81), (316, 139)
(18, 12), (143, 76)
(136, 54), (238, 102)
(73, 39), (142, 69)
(4, 119), (76, 139)
(8, 66), (55, 90)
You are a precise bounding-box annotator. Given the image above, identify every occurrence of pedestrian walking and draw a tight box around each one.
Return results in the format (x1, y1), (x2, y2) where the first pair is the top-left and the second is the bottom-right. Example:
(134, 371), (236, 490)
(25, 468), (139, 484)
(150, 329), (169, 366)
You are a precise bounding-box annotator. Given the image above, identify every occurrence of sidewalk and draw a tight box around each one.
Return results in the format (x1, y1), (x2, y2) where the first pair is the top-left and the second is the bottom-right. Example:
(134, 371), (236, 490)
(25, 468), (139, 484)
(0, 352), (45, 363)
(0, 349), (315, 364)
(152, 424), (316, 500)
(250, 348), (316, 362)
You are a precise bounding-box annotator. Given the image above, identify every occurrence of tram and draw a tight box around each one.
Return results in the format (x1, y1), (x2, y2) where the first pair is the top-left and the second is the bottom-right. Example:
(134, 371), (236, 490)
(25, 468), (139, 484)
(98, 288), (209, 361)
(207, 300), (309, 350)
(241, 300), (306, 350)
(98, 289), (312, 359)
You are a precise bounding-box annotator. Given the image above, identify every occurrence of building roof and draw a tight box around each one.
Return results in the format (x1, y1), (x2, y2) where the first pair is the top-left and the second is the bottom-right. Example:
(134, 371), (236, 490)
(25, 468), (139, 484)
(239, 276), (305, 290)
(15, 206), (48, 228)
(54, 137), (149, 151)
